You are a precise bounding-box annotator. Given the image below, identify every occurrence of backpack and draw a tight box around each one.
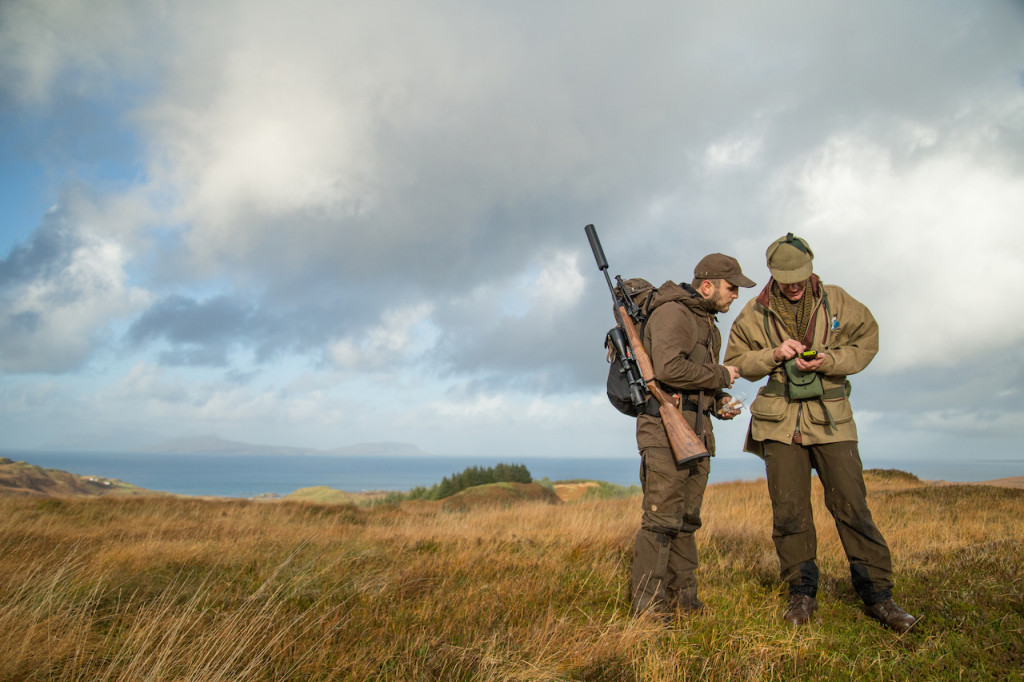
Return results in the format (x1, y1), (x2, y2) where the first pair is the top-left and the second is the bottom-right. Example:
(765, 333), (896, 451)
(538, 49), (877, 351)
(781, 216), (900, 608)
(604, 278), (657, 416)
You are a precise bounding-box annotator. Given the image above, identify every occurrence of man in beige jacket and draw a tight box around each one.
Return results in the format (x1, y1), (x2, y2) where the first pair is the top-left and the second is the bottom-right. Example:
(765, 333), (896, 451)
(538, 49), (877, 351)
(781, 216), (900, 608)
(724, 234), (917, 633)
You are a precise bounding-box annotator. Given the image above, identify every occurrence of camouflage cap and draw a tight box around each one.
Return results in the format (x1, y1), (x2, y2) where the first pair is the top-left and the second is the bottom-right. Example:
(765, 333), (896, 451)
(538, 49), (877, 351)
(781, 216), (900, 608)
(766, 233), (814, 284)
(693, 253), (756, 288)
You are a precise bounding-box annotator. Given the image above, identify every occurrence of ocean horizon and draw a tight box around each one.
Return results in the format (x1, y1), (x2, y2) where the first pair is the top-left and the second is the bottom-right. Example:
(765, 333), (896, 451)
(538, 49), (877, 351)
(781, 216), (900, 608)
(3, 450), (1020, 499)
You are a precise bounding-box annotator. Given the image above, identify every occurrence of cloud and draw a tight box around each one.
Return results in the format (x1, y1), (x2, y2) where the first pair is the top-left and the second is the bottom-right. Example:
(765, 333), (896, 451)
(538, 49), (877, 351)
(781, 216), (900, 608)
(328, 303), (439, 371)
(0, 201), (151, 373)
(769, 126), (1024, 372)
(127, 294), (263, 367)
(429, 250), (598, 394)
(0, 0), (163, 105)
(705, 134), (765, 173)
(114, 362), (189, 404)
(1, 0), (1023, 459)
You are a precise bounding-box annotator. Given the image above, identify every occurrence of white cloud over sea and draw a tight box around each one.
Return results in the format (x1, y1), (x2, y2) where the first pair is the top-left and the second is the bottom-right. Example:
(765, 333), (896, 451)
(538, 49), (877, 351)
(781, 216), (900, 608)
(1, 0), (1023, 476)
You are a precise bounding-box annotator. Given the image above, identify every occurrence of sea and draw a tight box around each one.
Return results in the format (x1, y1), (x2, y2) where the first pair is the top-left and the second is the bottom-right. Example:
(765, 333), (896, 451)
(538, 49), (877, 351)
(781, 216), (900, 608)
(2, 450), (1020, 499)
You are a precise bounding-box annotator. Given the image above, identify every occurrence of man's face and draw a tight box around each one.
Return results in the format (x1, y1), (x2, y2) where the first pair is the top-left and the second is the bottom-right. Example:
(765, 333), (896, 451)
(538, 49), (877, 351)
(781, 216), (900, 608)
(703, 279), (740, 312)
(778, 279), (807, 302)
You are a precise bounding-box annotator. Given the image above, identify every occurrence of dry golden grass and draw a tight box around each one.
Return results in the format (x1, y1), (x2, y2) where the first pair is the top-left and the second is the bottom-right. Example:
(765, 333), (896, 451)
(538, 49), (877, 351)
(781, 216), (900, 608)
(553, 482), (602, 503)
(0, 471), (1021, 680)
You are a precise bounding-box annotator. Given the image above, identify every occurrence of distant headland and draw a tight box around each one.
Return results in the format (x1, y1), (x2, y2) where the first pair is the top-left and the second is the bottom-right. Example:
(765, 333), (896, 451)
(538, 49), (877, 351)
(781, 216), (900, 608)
(141, 435), (427, 456)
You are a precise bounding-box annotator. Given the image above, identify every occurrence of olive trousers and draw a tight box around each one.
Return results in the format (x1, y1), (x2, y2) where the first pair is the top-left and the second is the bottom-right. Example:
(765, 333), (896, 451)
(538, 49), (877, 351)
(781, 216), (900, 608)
(763, 440), (894, 605)
(631, 447), (710, 615)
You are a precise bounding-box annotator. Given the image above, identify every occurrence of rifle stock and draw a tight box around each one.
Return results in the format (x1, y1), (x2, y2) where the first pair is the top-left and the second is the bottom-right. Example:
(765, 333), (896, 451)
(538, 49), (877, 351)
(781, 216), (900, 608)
(616, 305), (710, 466)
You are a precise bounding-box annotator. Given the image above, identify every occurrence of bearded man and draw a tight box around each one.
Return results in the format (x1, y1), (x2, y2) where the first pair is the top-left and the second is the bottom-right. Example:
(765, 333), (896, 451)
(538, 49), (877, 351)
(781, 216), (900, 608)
(631, 253), (754, 618)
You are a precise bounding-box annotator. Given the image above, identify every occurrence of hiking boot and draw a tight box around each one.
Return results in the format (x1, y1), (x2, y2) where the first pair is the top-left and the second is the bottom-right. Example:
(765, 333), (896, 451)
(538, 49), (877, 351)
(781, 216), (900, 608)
(783, 593), (817, 626)
(865, 599), (918, 634)
(677, 597), (706, 615)
(639, 608), (674, 626)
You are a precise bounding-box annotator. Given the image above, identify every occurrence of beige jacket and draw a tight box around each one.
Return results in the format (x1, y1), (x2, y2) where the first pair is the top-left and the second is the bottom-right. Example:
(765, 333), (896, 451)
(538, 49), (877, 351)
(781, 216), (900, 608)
(636, 281), (733, 454)
(723, 276), (878, 455)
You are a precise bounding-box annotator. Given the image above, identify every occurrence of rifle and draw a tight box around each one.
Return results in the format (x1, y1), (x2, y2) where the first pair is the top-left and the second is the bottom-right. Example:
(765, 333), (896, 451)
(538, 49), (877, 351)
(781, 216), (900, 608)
(584, 224), (710, 466)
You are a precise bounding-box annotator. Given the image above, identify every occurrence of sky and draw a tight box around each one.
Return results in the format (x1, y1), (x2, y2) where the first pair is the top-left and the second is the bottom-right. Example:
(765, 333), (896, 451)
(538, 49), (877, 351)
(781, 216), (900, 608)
(1, 1), (1023, 478)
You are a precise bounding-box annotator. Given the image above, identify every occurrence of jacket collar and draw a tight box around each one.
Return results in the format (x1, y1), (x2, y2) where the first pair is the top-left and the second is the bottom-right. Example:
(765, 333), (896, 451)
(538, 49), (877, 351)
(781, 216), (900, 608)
(680, 282), (720, 317)
(650, 281), (719, 318)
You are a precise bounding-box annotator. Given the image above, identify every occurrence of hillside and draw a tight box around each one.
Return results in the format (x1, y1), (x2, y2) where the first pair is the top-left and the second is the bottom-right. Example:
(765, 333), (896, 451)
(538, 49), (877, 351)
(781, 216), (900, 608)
(284, 481), (562, 508)
(439, 481), (562, 510)
(283, 485), (386, 505)
(0, 470), (1020, 680)
(0, 458), (155, 498)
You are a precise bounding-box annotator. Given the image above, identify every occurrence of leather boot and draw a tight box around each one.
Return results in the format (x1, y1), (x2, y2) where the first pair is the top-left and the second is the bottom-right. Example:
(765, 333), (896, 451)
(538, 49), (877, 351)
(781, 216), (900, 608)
(865, 599), (917, 633)
(676, 596), (706, 615)
(783, 593), (817, 626)
(672, 585), (705, 614)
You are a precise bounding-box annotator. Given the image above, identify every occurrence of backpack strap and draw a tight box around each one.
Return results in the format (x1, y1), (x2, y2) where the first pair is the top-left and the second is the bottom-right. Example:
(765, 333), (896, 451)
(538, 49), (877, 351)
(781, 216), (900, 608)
(638, 292), (657, 340)
(820, 288), (832, 344)
(762, 307), (773, 343)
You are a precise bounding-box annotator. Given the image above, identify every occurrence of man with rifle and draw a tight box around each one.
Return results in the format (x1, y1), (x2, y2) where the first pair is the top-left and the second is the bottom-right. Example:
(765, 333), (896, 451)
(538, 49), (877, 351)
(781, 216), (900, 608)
(627, 252), (756, 618)
(587, 226), (754, 618)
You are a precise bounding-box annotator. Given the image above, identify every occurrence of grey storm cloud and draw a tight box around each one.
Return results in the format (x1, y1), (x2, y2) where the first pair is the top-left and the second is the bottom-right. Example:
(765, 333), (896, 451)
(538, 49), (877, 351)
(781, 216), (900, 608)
(10, 1), (1023, 310)
(1, 0), (1023, 456)
(0, 206), (148, 373)
(0, 210), (79, 288)
(125, 292), (384, 368)
(434, 293), (602, 395)
(127, 295), (262, 367)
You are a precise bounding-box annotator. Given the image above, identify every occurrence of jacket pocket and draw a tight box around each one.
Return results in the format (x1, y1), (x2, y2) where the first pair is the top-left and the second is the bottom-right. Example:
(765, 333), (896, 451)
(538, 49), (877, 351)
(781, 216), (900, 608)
(750, 391), (787, 422)
(806, 397), (853, 425)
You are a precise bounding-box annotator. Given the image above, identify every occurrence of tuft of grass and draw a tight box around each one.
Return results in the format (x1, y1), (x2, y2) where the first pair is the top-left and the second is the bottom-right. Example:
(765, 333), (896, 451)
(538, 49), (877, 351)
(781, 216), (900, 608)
(864, 468), (920, 483)
(0, 474), (1021, 679)
(579, 480), (643, 501)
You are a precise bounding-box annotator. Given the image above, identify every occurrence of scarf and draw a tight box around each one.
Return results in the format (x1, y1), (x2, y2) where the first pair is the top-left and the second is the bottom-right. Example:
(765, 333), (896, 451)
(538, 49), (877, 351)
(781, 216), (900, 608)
(769, 279), (815, 341)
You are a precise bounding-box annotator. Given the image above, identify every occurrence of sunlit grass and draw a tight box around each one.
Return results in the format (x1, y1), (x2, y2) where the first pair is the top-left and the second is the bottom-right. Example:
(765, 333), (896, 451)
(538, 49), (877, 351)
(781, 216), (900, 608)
(0, 471), (1021, 680)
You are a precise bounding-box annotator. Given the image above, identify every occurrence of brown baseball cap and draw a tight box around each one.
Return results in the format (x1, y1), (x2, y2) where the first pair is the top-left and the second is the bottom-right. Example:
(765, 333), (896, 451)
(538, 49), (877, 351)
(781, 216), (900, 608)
(765, 233), (814, 284)
(693, 253), (756, 288)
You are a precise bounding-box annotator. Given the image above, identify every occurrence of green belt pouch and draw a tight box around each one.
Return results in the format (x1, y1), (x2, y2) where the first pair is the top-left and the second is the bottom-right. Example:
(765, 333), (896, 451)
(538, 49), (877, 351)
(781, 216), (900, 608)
(783, 358), (824, 400)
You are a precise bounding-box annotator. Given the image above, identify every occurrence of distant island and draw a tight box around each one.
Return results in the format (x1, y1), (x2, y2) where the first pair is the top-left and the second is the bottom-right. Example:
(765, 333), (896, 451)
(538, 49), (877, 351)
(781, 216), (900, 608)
(142, 435), (427, 457)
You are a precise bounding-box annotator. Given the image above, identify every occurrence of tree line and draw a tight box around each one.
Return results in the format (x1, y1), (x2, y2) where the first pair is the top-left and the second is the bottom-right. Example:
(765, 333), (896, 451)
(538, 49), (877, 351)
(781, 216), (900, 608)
(381, 462), (533, 503)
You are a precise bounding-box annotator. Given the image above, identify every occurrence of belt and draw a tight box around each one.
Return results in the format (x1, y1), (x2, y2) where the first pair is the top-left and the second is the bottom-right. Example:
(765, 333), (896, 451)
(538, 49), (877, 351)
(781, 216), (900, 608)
(764, 378), (848, 400)
(763, 377), (851, 431)
(642, 395), (713, 418)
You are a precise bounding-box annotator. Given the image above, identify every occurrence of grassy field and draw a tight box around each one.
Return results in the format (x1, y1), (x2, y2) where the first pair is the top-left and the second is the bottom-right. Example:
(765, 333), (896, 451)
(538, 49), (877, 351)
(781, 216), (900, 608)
(0, 470), (1021, 680)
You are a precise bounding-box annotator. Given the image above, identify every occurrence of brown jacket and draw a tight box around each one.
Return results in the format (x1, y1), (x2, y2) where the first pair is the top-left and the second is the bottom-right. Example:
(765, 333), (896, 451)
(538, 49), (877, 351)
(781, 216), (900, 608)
(636, 281), (733, 454)
(724, 276), (878, 455)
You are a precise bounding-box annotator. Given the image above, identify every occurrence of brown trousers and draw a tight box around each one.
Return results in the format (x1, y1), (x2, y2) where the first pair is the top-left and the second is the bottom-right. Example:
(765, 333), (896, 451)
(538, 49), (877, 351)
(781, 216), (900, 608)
(763, 440), (894, 605)
(631, 446), (710, 615)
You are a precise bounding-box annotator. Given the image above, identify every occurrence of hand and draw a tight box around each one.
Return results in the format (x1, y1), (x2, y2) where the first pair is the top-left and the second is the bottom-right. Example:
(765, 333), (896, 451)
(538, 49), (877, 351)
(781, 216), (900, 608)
(717, 395), (741, 420)
(772, 339), (805, 364)
(726, 365), (740, 387)
(796, 355), (826, 372)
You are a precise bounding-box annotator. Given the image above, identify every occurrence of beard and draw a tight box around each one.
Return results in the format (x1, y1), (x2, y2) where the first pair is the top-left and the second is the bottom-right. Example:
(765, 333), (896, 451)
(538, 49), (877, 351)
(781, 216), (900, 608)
(708, 287), (733, 313)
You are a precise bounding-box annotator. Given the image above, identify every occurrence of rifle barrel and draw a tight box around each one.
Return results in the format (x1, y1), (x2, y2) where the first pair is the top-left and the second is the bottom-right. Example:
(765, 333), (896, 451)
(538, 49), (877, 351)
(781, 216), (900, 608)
(584, 224), (609, 271)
